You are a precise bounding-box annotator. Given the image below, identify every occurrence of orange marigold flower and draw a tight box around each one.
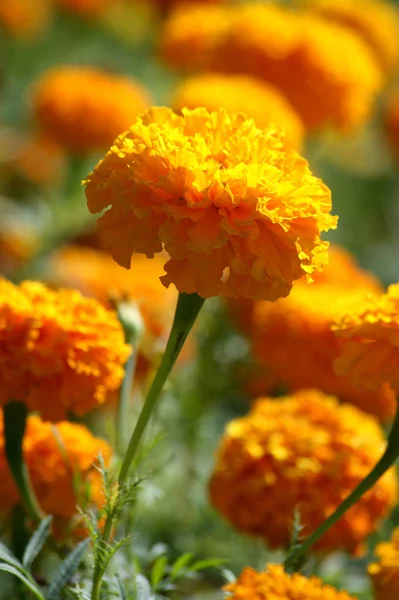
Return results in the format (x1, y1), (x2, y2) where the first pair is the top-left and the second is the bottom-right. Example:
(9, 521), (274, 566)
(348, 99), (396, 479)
(85, 106), (336, 301)
(0, 0), (51, 38)
(172, 74), (304, 150)
(304, 0), (399, 75)
(32, 66), (151, 154)
(369, 528), (399, 600)
(334, 283), (399, 395)
(385, 90), (399, 157)
(0, 414), (111, 525)
(0, 278), (130, 420)
(160, 3), (383, 131)
(224, 564), (357, 600)
(55, 0), (110, 18)
(242, 246), (396, 421)
(209, 389), (397, 555)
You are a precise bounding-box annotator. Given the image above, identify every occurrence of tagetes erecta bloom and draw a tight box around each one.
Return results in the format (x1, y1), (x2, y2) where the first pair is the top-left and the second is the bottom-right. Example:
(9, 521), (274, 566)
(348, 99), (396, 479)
(0, 278), (130, 420)
(173, 74), (304, 150)
(224, 564), (357, 600)
(304, 0), (399, 75)
(385, 91), (399, 157)
(56, 0), (110, 18)
(334, 283), (399, 395)
(241, 246), (396, 421)
(209, 389), (397, 554)
(161, 3), (382, 131)
(85, 107), (336, 301)
(0, 415), (111, 527)
(0, 0), (51, 37)
(369, 528), (399, 600)
(32, 67), (151, 154)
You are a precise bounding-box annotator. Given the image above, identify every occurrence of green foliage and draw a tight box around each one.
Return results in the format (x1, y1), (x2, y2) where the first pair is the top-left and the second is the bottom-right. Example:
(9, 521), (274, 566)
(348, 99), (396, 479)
(22, 516), (53, 571)
(47, 538), (90, 600)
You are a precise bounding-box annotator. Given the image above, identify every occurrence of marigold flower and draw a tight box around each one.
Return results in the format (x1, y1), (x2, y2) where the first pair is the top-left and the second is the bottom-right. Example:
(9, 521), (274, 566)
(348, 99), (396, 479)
(209, 389), (397, 554)
(160, 3), (383, 131)
(55, 0), (110, 18)
(224, 564), (357, 600)
(0, 0), (51, 37)
(0, 278), (130, 420)
(32, 66), (151, 153)
(234, 245), (395, 421)
(0, 414), (111, 525)
(85, 106), (336, 301)
(304, 0), (399, 75)
(385, 91), (399, 157)
(172, 74), (304, 150)
(369, 528), (399, 600)
(334, 283), (399, 396)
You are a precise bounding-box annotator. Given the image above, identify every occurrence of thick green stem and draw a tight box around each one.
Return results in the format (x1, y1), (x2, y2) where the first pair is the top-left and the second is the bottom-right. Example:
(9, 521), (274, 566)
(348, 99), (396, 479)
(4, 403), (43, 523)
(284, 402), (399, 572)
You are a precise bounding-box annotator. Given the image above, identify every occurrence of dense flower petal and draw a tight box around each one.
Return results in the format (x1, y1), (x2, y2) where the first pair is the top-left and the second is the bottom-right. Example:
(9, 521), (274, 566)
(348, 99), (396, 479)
(369, 528), (399, 600)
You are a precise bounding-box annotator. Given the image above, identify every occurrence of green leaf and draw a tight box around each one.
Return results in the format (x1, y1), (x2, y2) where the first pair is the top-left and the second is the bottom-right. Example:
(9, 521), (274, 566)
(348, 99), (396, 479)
(47, 538), (90, 600)
(189, 558), (227, 572)
(0, 563), (45, 600)
(0, 542), (24, 571)
(22, 515), (53, 570)
(220, 568), (236, 584)
(150, 555), (167, 590)
(115, 575), (127, 600)
(135, 574), (151, 600)
(170, 552), (194, 580)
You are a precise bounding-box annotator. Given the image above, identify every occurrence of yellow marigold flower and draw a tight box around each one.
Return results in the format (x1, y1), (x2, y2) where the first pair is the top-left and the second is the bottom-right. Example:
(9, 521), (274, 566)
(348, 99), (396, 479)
(334, 283), (399, 396)
(0, 0), (51, 38)
(224, 564), (357, 600)
(303, 0), (399, 75)
(209, 389), (397, 554)
(85, 106), (336, 301)
(369, 528), (399, 600)
(0, 278), (130, 420)
(172, 74), (304, 150)
(233, 245), (395, 421)
(0, 414), (111, 526)
(32, 66), (151, 154)
(56, 0), (110, 18)
(385, 90), (399, 157)
(160, 3), (383, 131)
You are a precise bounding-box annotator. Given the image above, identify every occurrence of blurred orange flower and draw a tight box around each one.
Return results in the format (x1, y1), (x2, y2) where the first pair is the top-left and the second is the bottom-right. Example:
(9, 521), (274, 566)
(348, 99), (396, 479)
(85, 106), (336, 301)
(0, 414), (111, 528)
(225, 564), (357, 600)
(385, 90), (399, 157)
(172, 74), (304, 150)
(32, 66), (151, 153)
(161, 3), (382, 131)
(209, 389), (397, 555)
(0, 278), (130, 420)
(369, 528), (399, 600)
(0, 0), (51, 37)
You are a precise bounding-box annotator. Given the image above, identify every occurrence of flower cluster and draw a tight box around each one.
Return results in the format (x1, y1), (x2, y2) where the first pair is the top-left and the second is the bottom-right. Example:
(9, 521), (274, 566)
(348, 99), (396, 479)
(32, 66), (151, 153)
(0, 278), (130, 420)
(224, 564), (357, 600)
(209, 389), (397, 554)
(0, 0), (51, 37)
(0, 414), (111, 524)
(334, 283), (399, 395)
(160, 3), (383, 131)
(369, 528), (399, 600)
(85, 106), (336, 301)
(172, 74), (304, 150)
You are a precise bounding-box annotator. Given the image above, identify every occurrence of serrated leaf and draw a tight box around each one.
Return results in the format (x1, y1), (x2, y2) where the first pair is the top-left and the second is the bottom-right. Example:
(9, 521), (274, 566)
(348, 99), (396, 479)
(170, 552), (194, 580)
(22, 515), (53, 570)
(0, 563), (45, 600)
(114, 575), (127, 600)
(0, 543), (23, 571)
(135, 573), (151, 600)
(189, 558), (226, 572)
(150, 555), (167, 590)
(47, 538), (90, 600)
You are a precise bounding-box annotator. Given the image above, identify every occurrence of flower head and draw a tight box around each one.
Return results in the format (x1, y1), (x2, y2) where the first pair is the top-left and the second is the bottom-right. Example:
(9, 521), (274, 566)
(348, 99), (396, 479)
(241, 246), (395, 420)
(225, 564), (357, 600)
(161, 3), (382, 131)
(32, 66), (151, 153)
(0, 0), (51, 37)
(172, 74), (304, 150)
(334, 283), (399, 395)
(209, 389), (397, 554)
(304, 0), (399, 74)
(369, 528), (399, 600)
(0, 414), (111, 528)
(85, 106), (336, 301)
(0, 278), (130, 420)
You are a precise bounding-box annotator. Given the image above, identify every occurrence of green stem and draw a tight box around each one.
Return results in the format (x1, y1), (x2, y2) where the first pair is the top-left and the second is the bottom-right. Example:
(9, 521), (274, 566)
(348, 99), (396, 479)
(4, 403), (44, 523)
(284, 402), (399, 572)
